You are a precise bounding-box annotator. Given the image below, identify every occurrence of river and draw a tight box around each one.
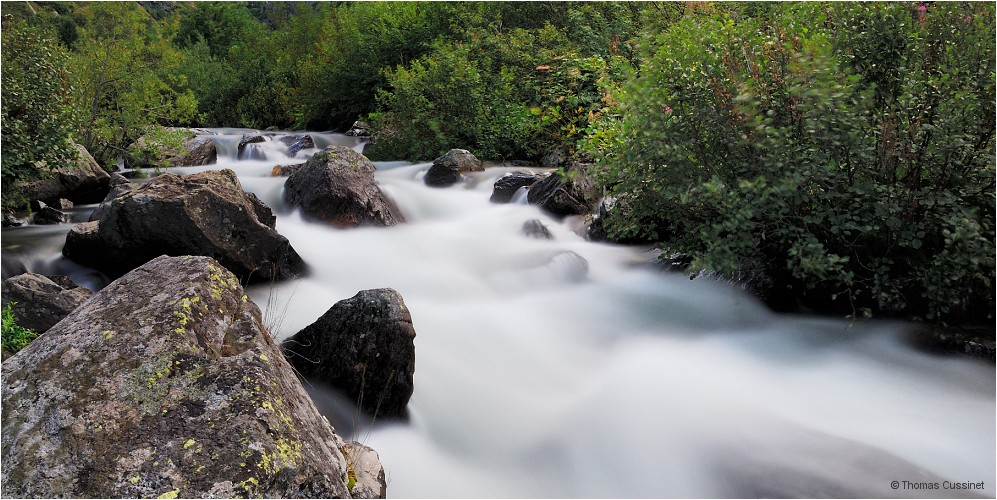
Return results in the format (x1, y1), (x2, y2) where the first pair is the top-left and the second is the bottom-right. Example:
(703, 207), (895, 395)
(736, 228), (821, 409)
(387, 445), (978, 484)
(2, 129), (993, 498)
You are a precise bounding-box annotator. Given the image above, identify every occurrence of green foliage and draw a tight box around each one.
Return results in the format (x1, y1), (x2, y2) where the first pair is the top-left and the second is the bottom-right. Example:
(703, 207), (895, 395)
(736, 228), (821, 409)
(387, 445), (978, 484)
(0, 15), (79, 210)
(70, 2), (199, 166)
(594, 2), (995, 323)
(296, 2), (449, 131)
(1, 303), (38, 358)
(366, 2), (643, 161)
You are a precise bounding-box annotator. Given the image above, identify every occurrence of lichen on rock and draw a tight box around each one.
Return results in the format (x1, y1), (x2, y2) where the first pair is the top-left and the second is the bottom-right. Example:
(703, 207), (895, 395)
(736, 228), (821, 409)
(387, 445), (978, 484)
(1, 255), (384, 498)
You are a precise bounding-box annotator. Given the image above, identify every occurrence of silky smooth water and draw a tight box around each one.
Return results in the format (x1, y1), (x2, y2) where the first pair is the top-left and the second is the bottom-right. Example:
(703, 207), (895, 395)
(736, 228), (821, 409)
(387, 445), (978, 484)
(2, 130), (993, 498)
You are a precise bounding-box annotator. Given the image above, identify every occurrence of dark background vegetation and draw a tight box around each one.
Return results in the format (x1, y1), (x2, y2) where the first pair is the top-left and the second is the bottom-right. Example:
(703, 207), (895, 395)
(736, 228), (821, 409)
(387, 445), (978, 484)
(2, 1), (993, 327)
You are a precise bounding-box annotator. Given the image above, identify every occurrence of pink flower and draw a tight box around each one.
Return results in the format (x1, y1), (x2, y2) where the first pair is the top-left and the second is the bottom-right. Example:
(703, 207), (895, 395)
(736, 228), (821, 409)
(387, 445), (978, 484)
(918, 4), (927, 12)
(664, 106), (673, 114)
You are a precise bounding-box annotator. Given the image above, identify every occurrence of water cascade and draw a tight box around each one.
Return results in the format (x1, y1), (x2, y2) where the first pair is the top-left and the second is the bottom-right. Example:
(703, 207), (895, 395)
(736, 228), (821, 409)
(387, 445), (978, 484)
(1, 130), (993, 498)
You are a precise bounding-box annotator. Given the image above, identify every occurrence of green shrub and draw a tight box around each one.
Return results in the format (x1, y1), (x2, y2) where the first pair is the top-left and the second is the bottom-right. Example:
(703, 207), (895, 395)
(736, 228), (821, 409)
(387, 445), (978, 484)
(0, 16), (79, 210)
(594, 3), (995, 323)
(1, 303), (38, 359)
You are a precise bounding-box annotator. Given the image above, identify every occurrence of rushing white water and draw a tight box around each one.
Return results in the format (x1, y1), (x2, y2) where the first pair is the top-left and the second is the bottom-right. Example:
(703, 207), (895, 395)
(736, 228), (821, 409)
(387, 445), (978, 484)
(2, 130), (993, 498)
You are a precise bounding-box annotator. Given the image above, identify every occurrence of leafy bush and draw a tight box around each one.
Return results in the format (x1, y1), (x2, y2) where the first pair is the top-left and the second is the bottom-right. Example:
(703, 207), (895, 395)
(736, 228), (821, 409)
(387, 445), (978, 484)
(594, 3), (995, 323)
(1, 303), (38, 359)
(0, 16), (79, 209)
(366, 3), (642, 162)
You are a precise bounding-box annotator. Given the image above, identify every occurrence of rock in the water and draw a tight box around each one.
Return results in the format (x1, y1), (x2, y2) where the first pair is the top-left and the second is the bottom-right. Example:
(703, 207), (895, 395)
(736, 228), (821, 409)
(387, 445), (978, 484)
(238, 133), (268, 160)
(490, 171), (541, 203)
(63, 169), (305, 283)
(424, 149), (483, 187)
(283, 288), (416, 420)
(175, 136), (218, 166)
(1, 273), (92, 335)
(20, 143), (111, 206)
(283, 146), (404, 228)
(527, 170), (592, 218)
(31, 201), (68, 225)
(280, 135), (315, 158)
(0, 256), (384, 498)
(522, 219), (553, 240)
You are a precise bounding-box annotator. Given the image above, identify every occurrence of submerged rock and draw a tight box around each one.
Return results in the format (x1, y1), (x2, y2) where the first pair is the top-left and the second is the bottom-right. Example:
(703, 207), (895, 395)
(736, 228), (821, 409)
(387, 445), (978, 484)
(490, 171), (542, 203)
(522, 219), (554, 240)
(283, 288), (416, 420)
(283, 146), (404, 228)
(63, 169), (305, 283)
(0, 273), (92, 335)
(280, 135), (315, 158)
(0, 256), (385, 498)
(424, 149), (483, 187)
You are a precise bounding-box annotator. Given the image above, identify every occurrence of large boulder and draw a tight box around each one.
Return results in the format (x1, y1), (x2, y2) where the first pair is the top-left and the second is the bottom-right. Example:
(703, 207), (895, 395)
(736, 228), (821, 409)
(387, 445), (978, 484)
(1, 273), (92, 334)
(0, 256), (385, 498)
(424, 149), (483, 187)
(63, 169), (305, 283)
(282, 288), (416, 420)
(490, 171), (542, 203)
(21, 143), (111, 206)
(283, 146), (404, 228)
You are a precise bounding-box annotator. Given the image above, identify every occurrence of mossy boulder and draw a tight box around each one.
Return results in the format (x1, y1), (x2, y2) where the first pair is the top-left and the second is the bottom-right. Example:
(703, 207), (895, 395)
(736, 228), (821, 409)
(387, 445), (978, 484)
(283, 146), (404, 228)
(63, 169), (305, 284)
(0, 255), (385, 498)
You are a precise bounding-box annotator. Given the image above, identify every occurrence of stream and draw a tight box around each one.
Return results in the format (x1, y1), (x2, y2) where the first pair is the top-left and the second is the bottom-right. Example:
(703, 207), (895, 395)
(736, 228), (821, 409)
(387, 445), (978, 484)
(2, 129), (993, 498)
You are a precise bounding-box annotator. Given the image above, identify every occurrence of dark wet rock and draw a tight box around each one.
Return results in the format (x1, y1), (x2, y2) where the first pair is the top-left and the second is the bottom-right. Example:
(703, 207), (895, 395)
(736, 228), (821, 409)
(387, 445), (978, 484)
(527, 171), (590, 218)
(280, 135), (315, 158)
(271, 163), (305, 177)
(283, 146), (404, 228)
(490, 171), (542, 203)
(31, 201), (68, 225)
(20, 143), (111, 206)
(424, 149), (483, 187)
(522, 219), (553, 240)
(64, 169), (305, 283)
(0, 256), (384, 498)
(1, 273), (91, 334)
(283, 288), (416, 420)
